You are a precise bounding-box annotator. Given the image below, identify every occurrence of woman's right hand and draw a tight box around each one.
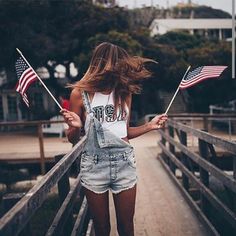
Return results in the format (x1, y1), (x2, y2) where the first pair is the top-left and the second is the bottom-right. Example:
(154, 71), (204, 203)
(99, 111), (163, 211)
(60, 109), (82, 128)
(149, 113), (168, 130)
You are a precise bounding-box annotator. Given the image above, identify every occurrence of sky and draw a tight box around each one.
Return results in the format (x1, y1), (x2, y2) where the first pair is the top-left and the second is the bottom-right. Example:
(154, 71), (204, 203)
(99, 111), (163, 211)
(117, 0), (235, 15)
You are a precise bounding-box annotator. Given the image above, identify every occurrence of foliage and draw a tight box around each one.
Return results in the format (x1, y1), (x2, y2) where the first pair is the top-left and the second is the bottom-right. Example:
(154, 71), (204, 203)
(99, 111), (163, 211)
(187, 41), (231, 68)
(183, 6), (231, 18)
(150, 26), (232, 111)
(0, 0), (233, 113)
(186, 41), (233, 112)
(156, 31), (204, 52)
(0, 0), (129, 79)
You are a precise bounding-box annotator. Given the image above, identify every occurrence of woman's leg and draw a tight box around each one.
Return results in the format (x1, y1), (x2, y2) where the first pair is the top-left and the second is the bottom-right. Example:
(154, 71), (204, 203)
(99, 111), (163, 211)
(112, 184), (137, 236)
(83, 188), (111, 236)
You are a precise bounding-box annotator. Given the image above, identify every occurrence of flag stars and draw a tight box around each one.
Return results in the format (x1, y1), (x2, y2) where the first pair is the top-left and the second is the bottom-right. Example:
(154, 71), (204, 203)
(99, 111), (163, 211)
(15, 56), (37, 107)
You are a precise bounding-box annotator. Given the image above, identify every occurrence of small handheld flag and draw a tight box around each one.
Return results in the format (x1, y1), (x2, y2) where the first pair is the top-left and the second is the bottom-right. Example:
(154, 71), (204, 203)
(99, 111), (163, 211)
(179, 66), (227, 89)
(165, 65), (227, 114)
(15, 56), (38, 107)
(15, 48), (62, 109)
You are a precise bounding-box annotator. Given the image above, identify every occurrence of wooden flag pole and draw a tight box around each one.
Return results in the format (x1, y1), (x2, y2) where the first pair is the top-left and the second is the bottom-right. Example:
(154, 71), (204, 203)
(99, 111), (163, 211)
(164, 65), (191, 115)
(16, 48), (63, 110)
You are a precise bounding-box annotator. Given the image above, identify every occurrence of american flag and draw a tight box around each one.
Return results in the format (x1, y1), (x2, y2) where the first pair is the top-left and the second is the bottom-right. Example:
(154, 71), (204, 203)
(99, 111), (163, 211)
(15, 56), (38, 106)
(179, 66), (227, 89)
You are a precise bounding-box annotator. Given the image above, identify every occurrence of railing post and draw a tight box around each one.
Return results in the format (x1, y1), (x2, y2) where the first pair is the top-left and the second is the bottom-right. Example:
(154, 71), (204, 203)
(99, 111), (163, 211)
(161, 129), (166, 146)
(180, 130), (189, 191)
(233, 156), (236, 212)
(1, 193), (32, 235)
(229, 118), (232, 141)
(198, 138), (209, 215)
(234, 156), (236, 180)
(160, 126), (167, 163)
(203, 116), (208, 132)
(55, 154), (70, 203)
(1, 193), (25, 217)
(55, 154), (73, 234)
(168, 126), (176, 174)
(38, 123), (46, 175)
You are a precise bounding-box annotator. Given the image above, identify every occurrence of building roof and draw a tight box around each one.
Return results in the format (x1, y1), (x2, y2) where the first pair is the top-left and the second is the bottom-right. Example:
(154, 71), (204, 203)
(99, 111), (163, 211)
(150, 18), (234, 36)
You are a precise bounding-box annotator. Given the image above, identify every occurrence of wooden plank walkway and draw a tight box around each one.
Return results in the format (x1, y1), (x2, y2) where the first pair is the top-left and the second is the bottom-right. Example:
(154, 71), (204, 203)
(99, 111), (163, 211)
(0, 131), (210, 235)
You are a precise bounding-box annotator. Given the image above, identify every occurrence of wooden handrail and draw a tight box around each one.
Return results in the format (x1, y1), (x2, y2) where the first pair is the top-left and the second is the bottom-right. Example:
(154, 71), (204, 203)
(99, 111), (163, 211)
(1, 113), (236, 127)
(0, 136), (87, 236)
(167, 113), (236, 118)
(158, 119), (236, 235)
(167, 119), (236, 153)
(159, 129), (236, 193)
(0, 120), (65, 126)
(144, 113), (236, 126)
(159, 142), (236, 231)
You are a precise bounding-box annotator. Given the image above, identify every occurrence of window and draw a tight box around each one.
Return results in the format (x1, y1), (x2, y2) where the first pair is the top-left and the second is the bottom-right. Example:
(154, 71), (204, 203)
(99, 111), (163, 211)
(32, 92), (44, 110)
(7, 95), (18, 120)
(0, 95), (3, 120)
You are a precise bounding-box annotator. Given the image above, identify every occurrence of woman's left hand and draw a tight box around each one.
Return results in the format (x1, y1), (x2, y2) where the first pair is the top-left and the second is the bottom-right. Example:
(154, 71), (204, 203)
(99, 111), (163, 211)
(148, 113), (168, 130)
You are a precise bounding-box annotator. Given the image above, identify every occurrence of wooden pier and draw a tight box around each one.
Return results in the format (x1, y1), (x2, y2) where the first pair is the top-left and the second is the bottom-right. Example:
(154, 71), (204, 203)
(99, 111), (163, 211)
(0, 115), (236, 235)
(110, 132), (209, 235)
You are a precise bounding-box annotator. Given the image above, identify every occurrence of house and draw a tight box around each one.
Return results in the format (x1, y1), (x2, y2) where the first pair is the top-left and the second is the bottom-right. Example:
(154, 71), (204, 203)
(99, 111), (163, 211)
(0, 63), (75, 122)
(0, 80), (60, 122)
(150, 18), (234, 40)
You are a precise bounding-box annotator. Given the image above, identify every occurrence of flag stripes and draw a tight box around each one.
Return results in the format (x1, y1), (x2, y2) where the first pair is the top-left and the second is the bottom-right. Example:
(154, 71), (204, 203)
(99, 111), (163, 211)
(16, 68), (37, 94)
(22, 93), (29, 107)
(15, 56), (38, 106)
(179, 66), (227, 89)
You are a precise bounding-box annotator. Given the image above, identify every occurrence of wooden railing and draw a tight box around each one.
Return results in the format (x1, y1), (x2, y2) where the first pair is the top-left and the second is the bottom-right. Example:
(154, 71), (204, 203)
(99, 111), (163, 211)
(158, 119), (236, 235)
(144, 113), (236, 130)
(1, 114), (236, 235)
(0, 136), (95, 236)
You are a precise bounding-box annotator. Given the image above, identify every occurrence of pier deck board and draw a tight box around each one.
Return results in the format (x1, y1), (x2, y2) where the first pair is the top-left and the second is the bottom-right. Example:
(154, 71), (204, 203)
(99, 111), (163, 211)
(0, 133), (72, 163)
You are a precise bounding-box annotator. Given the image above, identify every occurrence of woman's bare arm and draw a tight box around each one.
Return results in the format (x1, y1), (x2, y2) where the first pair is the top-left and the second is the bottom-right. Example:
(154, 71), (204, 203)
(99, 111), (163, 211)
(127, 94), (168, 139)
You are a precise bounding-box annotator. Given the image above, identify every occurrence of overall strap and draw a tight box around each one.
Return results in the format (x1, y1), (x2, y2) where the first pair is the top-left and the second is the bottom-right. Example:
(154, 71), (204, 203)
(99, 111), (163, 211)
(81, 90), (94, 115)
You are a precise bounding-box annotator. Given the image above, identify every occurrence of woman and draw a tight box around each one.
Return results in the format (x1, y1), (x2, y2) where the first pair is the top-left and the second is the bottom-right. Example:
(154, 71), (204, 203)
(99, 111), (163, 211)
(61, 42), (168, 236)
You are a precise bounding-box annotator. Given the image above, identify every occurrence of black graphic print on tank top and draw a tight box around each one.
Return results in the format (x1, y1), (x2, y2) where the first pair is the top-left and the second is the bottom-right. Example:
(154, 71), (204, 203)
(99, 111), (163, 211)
(92, 104), (127, 123)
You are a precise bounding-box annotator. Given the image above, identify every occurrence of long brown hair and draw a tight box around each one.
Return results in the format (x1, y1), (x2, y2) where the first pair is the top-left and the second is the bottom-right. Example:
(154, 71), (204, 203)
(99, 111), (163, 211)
(71, 42), (156, 113)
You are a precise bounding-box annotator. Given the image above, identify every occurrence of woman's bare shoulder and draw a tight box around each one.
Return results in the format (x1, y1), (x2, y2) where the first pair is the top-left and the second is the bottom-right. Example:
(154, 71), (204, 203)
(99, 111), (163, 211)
(69, 88), (84, 112)
(70, 88), (83, 102)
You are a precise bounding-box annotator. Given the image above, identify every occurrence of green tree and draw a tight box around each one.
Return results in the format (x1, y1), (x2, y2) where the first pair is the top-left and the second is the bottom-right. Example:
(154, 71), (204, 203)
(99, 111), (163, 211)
(0, 0), (129, 81)
(186, 41), (232, 112)
(156, 31), (204, 52)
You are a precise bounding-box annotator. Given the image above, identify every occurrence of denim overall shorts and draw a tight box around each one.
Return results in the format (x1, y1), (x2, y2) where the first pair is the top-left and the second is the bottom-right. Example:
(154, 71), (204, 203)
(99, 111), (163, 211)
(79, 90), (138, 194)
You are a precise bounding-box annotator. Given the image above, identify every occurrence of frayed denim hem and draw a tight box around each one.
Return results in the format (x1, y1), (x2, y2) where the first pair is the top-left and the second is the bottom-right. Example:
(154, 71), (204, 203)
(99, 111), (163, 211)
(81, 182), (109, 194)
(110, 180), (137, 194)
(81, 180), (138, 195)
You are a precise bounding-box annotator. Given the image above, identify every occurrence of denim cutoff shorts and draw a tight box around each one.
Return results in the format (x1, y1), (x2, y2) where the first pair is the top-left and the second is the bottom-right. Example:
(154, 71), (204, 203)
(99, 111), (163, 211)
(80, 145), (137, 194)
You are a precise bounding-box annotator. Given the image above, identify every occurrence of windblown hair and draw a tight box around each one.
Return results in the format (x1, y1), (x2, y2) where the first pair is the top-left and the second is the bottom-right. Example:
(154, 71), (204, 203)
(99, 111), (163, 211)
(71, 42), (156, 112)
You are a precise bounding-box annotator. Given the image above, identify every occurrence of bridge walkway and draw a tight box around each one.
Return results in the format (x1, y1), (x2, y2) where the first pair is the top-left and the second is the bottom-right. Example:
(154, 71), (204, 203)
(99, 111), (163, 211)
(109, 131), (208, 236)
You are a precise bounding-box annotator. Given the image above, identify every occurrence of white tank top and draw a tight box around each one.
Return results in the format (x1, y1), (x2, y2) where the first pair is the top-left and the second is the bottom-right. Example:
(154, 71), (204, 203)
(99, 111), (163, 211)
(87, 90), (129, 138)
